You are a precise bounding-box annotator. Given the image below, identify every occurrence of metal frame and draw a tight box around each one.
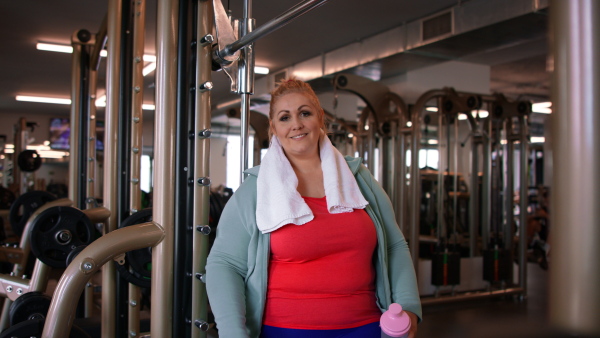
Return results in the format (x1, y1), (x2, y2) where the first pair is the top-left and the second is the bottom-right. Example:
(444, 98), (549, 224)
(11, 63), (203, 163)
(410, 88), (531, 303)
(38, 1), (334, 337)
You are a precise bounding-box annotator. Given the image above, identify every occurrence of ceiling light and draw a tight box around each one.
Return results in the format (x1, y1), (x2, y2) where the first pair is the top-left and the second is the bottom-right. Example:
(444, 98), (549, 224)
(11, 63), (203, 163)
(142, 104), (155, 110)
(142, 62), (156, 76)
(16, 95), (71, 105)
(532, 102), (552, 114)
(531, 136), (545, 143)
(255, 66), (269, 75)
(425, 107), (438, 112)
(36, 42), (73, 53)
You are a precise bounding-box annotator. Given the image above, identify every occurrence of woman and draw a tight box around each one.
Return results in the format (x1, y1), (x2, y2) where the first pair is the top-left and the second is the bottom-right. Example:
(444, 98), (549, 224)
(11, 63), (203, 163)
(206, 78), (421, 337)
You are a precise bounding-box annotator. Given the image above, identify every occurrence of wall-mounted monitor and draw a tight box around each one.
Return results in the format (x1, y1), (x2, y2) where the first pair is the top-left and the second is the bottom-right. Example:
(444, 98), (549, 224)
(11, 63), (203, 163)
(49, 118), (105, 151)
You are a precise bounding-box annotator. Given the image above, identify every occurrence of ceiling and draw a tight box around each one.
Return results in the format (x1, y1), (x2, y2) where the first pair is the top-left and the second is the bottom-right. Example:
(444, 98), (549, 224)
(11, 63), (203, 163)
(0, 0), (551, 122)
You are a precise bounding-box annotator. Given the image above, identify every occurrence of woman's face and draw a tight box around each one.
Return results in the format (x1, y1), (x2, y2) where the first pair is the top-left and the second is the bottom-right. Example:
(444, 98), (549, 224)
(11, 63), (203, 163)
(270, 92), (323, 161)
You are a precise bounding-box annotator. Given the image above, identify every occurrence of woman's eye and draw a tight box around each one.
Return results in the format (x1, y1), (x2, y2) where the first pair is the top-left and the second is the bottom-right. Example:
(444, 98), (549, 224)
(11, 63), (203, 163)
(279, 115), (289, 122)
(301, 111), (311, 117)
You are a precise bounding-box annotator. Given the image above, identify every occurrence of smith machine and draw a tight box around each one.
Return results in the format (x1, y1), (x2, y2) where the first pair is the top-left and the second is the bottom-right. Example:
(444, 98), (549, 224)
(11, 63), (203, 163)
(0, 0), (335, 337)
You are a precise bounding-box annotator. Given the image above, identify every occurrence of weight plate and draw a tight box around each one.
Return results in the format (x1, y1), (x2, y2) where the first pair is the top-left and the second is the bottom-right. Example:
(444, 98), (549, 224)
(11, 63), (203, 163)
(0, 318), (91, 338)
(115, 208), (152, 288)
(9, 190), (56, 237)
(66, 245), (88, 266)
(0, 185), (16, 210)
(17, 149), (42, 172)
(29, 206), (95, 268)
(9, 291), (51, 326)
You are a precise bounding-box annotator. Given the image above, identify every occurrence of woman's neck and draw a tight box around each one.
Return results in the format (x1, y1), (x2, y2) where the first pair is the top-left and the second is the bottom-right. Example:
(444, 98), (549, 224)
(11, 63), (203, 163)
(286, 153), (324, 198)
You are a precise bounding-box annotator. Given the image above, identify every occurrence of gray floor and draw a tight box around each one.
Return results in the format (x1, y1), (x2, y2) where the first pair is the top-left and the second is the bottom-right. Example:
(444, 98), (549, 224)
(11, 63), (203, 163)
(417, 262), (591, 338)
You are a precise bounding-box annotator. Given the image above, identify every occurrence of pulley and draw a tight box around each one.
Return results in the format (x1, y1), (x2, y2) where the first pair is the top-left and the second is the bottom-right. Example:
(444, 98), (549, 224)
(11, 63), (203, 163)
(115, 208), (153, 288)
(9, 190), (56, 237)
(29, 206), (96, 268)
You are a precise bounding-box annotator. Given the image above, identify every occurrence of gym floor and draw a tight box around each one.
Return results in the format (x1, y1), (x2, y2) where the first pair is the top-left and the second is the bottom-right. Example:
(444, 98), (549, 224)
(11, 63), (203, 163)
(73, 262), (595, 337)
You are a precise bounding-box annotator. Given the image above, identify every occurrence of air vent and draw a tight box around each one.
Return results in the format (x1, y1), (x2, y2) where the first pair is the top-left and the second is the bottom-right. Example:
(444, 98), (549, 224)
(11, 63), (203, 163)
(273, 70), (288, 87)
(421, 10), (453, 42)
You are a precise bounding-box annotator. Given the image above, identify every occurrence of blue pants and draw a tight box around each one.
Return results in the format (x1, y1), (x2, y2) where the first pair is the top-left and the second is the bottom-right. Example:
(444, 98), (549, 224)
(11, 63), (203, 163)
(260, 322), (381, 338)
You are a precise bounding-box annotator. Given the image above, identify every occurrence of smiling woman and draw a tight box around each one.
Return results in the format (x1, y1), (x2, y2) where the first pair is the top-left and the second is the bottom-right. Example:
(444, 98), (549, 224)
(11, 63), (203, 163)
(206, 78), (421, 338)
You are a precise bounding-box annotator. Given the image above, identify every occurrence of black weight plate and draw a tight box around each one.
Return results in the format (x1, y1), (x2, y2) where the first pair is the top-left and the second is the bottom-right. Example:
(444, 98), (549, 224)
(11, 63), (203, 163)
(115, 208), (152, 288)
(0, 185), (16, 210)
(9, 291), (51, 326)
(17, 150), (42, 172)
(29, 206), (94, 268)
(0, 318), (91, 338)
(66, 245), (88, 266)
(9, 190), (56, 237)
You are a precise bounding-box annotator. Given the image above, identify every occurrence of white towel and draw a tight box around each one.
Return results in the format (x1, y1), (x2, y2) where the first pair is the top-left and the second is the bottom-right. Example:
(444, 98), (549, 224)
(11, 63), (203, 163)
(256, 134), (368, 234)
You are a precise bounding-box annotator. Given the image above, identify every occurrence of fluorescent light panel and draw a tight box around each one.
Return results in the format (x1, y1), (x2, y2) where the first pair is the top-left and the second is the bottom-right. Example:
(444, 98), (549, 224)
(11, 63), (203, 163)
(36, 42), (268, 75)
(532, 102), (552, 114)
(16, 95), (71, 105)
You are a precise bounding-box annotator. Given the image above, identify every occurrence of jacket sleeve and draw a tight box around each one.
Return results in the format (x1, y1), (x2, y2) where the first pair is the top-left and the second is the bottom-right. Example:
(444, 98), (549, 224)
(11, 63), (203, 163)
(359, 165), (423, 322)
(206, 192), (252, 337)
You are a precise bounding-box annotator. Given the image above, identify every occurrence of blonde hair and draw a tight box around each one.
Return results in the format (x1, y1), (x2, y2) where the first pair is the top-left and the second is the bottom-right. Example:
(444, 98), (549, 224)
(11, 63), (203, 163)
(268, 77), (325, 140)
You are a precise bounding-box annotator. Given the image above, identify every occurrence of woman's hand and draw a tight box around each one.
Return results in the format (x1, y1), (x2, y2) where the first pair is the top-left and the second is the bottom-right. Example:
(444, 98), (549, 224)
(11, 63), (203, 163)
(405, 311), (419, 338)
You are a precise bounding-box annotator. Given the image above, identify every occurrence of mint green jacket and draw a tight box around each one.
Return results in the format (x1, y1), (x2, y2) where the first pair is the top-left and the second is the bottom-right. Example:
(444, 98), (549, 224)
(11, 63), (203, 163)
(206, 157), (422, 338)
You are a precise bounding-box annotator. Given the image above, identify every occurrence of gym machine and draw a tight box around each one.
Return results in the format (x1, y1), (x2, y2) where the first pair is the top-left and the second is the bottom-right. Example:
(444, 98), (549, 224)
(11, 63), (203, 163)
(332, 74), (413, 236)
(35, 1), (333, 337)
(407, 88), (531, 304)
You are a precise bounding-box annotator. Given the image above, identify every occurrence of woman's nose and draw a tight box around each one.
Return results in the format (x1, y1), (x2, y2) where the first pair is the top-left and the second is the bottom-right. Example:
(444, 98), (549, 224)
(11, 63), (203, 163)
(291, 116), (303, 130)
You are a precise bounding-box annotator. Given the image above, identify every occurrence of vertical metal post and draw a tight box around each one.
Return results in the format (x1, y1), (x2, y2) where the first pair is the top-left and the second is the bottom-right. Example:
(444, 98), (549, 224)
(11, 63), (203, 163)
(86, 69), (98, 210)
(409, 108), (422, 270)
(481, 118), (492, 249)
(469, 126), (480, 257)
(518, 115), (528, 296)
(550, 1), (600, 335)
(128, 0), (146, 336)
(152, 0), (178, 336)
(69, 44), (82, 204)
(191, 0), (213, 336)
(504, 120), (514, 250)
(103, 0), (122, 335)
(238, 0), (255, 183)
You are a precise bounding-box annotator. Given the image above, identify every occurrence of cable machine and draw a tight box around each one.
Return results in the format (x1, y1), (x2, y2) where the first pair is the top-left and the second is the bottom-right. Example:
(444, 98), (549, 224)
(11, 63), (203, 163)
(408, 88), (531, 304)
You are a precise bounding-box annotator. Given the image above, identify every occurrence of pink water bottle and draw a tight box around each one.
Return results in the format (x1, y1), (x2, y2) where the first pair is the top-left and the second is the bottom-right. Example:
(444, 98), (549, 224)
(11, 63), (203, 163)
(380, 303), (411, 338)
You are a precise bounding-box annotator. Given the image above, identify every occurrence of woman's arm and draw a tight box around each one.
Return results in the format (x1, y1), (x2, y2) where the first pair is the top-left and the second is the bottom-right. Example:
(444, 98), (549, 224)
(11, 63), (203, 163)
(206, 195), (252, 337)
(359, 165), (423, 322)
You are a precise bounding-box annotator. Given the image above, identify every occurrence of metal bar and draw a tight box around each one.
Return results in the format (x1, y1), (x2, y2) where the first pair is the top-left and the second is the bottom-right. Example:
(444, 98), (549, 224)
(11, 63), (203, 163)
(130, 0), (145, 215)
(550, 2), (600, 334)
(69, 43), (82, 204)
(102, 0), (123, 335)
(469, 126), (479, 257)
(219, 0), (330, 58)
(191, 0), (213, 336)
(152, 0), (179, 335)
(87, 69), (98, 209)
(481, 116), (492, 249)
(421, 287), (525, 306)
(91, 16), (108, 71)
(518, 115), (528, 296)
(41, 223), (164, 338)
(504, 120), (514, 251)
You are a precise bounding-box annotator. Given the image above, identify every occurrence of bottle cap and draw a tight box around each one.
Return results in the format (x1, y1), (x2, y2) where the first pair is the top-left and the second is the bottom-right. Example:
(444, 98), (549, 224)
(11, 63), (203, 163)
(380, 303), (411, 337)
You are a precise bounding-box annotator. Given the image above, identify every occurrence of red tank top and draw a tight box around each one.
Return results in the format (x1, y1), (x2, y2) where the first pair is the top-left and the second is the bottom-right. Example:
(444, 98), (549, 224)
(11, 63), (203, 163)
(263, 196), (382, 330)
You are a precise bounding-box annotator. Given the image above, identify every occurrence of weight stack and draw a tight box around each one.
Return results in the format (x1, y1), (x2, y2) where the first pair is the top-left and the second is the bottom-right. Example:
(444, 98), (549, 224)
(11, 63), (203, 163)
(483, 247), (513, 283)
(431, 251), (460, 286)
